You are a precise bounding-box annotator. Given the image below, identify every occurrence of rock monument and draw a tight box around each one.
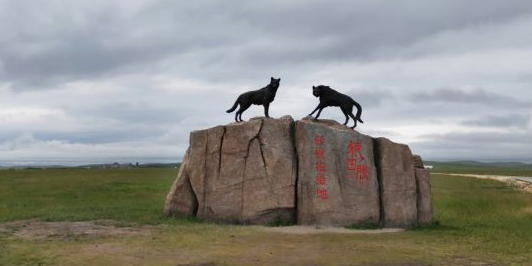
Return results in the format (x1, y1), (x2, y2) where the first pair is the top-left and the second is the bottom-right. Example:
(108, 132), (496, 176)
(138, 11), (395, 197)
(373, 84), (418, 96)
(164, 116), (432, 228)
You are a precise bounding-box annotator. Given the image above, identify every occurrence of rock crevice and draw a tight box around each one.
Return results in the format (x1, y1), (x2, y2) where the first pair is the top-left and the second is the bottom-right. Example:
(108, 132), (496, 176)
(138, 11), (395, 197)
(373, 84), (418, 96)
(164, 116), (432, 228)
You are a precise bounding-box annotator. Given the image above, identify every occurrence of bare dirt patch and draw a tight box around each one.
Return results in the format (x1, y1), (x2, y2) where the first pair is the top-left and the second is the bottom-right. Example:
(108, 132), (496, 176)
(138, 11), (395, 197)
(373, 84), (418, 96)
(523, 206), (532, 214)
(176, 263), (218, 266)
(257, 225), (404, 234)
(363, 263), (430, 266)
(0, 219), (159, 240)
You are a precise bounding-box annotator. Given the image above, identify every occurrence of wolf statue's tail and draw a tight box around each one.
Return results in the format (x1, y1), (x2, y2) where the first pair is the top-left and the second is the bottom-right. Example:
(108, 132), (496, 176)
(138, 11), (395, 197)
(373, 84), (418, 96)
(226, 98), (239, 113)
(352, 100), (364, 123)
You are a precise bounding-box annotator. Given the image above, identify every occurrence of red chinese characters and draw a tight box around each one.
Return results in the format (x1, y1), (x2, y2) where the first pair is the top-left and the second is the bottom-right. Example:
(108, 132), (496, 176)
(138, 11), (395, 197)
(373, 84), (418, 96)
(346, 140), (369, 181)
(314, 135), (328, 199)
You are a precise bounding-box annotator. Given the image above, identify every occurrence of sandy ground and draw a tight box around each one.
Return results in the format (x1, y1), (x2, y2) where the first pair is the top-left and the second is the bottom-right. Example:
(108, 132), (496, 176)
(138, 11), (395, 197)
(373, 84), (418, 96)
(438, 173), (532, 193)
(0, 219), (404, 240)
(0, 219), (157, 240)
(515, 176), (532, 183)
(258, 225), (404, 234)
(0, 220), (420, 265)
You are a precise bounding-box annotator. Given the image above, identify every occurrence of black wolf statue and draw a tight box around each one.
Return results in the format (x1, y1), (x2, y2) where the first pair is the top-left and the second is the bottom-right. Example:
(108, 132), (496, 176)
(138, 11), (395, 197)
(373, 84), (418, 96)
(309, 85), (363, 129)
(226, 77), (281, 122)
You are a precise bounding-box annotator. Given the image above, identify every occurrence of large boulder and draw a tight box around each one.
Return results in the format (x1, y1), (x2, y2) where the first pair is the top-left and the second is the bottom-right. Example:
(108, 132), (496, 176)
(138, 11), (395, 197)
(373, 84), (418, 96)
(415, 168), (433, 224)
(295, 118), (380, 226)
(412, 154), (433, 225)
(164, 149), (198, 217)
(164, 115), (432, 228)
(374, 138), (418, 228)
(412, 155), (424, 169)
(164, 116), (296, 224)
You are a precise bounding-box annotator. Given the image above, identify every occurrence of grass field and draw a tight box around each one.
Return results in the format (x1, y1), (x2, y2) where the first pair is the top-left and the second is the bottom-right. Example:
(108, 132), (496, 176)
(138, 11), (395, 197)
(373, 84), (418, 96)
(1, 165), (532, 265)
(426, 161), (532, 177)
(0, 168), (178, 224)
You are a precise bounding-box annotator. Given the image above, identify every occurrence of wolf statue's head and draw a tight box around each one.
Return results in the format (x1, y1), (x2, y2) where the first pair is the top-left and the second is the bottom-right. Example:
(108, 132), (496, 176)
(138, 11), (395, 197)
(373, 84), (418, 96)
(312, 85), (329, 97)
(269, 77), (281, 89)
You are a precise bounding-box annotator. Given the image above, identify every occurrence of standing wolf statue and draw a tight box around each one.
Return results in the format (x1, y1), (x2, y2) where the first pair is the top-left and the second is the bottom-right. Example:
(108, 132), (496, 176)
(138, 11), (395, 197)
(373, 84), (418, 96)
(226, 80), (363, 129)
(226, 77), (281, 122)
(308, 85), (363, 129)
(168, 82), (434, 228)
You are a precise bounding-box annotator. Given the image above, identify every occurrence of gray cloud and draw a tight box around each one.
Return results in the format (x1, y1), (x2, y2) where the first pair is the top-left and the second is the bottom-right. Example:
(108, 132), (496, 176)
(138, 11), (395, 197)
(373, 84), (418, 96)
(411, 131), (532, 162)
(1, 0), (532, 165)
(347, 88), (394, 108)
(74, 102), (186, 125)
(410, 87), (528, 106)
(3, 0), (532, 88)
(461, 114), (531, 128)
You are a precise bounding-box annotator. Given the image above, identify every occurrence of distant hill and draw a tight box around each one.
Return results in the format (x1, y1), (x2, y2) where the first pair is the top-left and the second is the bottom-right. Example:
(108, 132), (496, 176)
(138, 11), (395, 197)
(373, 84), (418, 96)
(425, 161), (532, 177)
(426, 160), (532, 168)
(76, 162), (179, 169)
(0, 162), (180, 170)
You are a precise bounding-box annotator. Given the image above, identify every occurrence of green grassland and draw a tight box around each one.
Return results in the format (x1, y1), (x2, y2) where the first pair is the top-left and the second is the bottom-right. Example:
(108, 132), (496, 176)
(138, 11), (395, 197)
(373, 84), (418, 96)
(426, 160), (532, 176)
(0, 168), (178, 224)
(1, 165), (532, 265)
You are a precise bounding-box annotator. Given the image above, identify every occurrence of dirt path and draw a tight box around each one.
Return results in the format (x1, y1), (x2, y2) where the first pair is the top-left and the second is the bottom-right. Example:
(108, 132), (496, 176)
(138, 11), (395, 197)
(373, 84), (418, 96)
(438, 173), (532, 193)
(258, 225), (404, 234)
(0, 219), (157, 240)
(0, 220), (499, 265)
(0, 219), (404, 240)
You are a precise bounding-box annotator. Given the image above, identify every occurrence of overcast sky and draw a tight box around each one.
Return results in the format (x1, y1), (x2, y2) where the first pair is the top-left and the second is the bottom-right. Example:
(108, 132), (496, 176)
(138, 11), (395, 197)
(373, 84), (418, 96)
(1, 0), (532, 165)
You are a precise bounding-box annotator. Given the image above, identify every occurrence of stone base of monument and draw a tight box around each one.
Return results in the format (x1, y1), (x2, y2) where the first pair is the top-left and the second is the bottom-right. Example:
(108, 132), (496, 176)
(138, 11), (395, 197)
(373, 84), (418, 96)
(164, 116), (432, 228)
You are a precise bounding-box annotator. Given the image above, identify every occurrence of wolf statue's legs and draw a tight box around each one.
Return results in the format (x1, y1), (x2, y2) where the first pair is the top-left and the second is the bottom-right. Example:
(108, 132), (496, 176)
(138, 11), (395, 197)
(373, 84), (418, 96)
(343, 112), (349, 125)
(314, 107), (325, 120)
(309, 106), (320, 116)
(348, 112), (358, 129)
(341, 105), (352, 125)
(310, 103), (326, 120)
(263, 103), (270, 118)
(236, 102), (252, 122)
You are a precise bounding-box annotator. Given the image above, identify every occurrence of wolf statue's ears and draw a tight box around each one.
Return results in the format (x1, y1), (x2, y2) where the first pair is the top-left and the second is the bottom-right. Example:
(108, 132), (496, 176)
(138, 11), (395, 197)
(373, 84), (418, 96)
(271, 77), (274, 80)
(312, 86), (316, 89)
